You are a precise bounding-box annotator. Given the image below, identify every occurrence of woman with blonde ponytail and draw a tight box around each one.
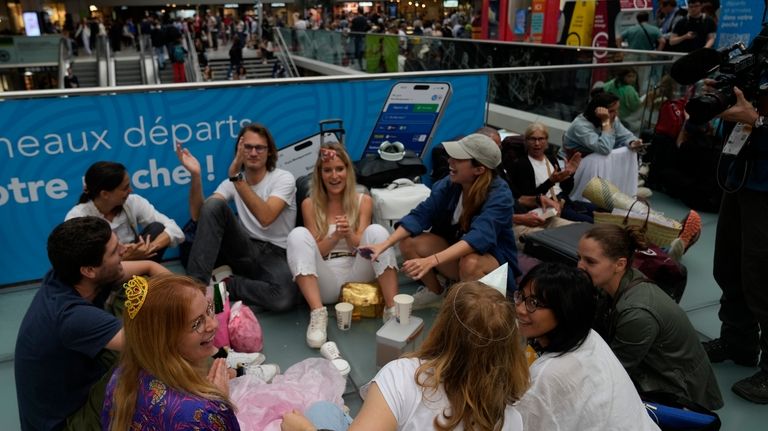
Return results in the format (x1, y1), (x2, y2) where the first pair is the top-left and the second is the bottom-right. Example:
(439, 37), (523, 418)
(102, 274), (239, 430)
(365, 134), (520, 309)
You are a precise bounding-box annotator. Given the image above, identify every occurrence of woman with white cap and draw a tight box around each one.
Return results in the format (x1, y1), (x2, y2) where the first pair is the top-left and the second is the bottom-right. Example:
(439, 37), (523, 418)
(364, 134), (519, 308)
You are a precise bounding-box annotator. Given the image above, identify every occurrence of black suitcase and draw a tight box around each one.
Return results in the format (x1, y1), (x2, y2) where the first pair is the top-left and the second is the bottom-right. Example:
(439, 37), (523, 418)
(521, 223), (593, 265)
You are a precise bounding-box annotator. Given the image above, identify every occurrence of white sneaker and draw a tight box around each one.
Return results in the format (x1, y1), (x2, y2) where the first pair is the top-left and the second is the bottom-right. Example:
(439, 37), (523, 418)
(412, 285), (443, 310)
(320, 341), (342, 360)
(225, 350), (265, 369)
(306, 307), (328, 348)
(245, 363), (280, 383)
(320, 342), (351, 376)
(331, 358), (351, 377)
(382, 306), (396, 324)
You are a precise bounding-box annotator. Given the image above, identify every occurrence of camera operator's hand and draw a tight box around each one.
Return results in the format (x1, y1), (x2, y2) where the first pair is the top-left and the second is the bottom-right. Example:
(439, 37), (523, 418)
(719, 87), (759, 126)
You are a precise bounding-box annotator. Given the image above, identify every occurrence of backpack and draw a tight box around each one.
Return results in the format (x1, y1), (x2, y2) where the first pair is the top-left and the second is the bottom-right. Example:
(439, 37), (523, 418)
(173, 44), (186, 63)
(654, 98), (687, 139)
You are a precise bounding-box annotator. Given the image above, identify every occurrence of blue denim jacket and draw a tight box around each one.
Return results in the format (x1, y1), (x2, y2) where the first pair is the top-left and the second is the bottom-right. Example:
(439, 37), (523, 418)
(397, 176), (520, 292)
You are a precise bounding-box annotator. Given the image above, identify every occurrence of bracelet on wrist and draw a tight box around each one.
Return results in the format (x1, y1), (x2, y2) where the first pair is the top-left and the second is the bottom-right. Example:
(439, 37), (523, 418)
(433, 254), (440, 265)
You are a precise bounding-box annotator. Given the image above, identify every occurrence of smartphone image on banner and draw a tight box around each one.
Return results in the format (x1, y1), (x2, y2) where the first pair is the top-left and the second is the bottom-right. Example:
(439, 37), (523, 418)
(277, 132), (340, 179)
(364, 82), (452, 157)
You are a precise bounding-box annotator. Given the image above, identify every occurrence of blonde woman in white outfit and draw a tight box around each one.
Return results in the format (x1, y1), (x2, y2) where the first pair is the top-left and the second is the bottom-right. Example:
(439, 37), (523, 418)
(286, 143), (398, 348)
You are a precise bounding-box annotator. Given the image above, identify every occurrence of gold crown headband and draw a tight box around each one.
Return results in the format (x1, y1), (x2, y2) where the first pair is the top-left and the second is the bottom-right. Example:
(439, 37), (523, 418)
(124, 275), (149, 319)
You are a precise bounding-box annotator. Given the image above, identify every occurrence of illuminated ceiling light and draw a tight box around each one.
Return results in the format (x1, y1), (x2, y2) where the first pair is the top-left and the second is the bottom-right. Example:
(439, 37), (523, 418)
(422, 3), (426, 6)
(89, 5), (98, 12)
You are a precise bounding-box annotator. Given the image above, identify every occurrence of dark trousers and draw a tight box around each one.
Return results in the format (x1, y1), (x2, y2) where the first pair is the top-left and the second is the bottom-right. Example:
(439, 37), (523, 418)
(713, 188), (768, 371)
(187, 198), (298, 312)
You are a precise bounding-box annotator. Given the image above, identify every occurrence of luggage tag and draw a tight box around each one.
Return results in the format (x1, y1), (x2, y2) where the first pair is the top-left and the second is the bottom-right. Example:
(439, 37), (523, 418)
(723, 123), (751, 156)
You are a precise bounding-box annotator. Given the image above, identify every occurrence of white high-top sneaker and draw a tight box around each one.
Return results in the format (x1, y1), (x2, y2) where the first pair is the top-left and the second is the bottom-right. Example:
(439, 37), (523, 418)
(306, 307), (328, 348)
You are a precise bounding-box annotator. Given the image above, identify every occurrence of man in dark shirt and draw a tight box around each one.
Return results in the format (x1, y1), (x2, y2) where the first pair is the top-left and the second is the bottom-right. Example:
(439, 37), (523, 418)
(669, 0), (717, 52)
(15, 217), (166, 430)
(350, 8), (370, 70)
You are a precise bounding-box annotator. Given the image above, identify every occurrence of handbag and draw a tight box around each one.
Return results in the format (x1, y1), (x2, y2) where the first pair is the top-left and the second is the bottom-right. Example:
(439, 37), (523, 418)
(228, 300), (264, 353)
(633, 245), (687, 303)
(340, 282), (384, 319)
(593, 198), (682, 247)
(354, 150), (426, 188)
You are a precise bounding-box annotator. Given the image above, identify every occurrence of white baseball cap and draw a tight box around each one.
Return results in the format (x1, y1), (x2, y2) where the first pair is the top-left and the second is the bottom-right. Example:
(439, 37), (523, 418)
(442, 133), (501, 169)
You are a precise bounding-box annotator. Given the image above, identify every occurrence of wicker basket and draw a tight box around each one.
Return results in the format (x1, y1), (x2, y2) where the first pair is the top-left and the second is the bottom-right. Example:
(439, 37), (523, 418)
(593, 199), (682, 247)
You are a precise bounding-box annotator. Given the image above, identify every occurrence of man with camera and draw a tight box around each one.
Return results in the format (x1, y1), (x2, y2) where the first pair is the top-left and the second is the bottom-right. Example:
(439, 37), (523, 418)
(705, 85), (768, 404)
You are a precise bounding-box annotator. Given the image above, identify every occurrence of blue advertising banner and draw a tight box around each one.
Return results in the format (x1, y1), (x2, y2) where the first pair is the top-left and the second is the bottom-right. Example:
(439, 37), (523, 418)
(0, 75), (488, 285)
(716, 0), (766, 49)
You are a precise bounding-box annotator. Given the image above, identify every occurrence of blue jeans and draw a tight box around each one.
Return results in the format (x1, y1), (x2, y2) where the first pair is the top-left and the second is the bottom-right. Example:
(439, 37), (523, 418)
(305, 401), (353, 431)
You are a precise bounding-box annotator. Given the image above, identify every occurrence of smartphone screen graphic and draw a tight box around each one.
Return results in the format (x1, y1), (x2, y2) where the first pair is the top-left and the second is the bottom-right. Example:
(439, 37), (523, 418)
(364, 82), (452, 157)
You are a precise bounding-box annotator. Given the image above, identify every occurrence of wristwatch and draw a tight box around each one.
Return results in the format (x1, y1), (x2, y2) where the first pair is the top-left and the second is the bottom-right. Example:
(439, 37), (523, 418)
(754, 115), (765, 128)
(228, 172), (244, 182)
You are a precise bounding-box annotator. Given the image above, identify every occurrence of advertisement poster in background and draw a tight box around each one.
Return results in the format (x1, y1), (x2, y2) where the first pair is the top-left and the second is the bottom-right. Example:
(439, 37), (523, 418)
(530, 0), (547, 43)
(0, 75), (488, 285)
(591, 0), (612, 85)
(716, 0), (765, 49)
(365, 35), (399, 73)
(561, 0), (597, 46)
(591, 0), (622, 86)
(542, 0), (561, 43)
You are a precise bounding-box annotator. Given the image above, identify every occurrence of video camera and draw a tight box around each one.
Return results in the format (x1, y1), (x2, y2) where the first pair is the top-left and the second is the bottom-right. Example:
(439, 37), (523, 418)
(670, 25), (768, 124)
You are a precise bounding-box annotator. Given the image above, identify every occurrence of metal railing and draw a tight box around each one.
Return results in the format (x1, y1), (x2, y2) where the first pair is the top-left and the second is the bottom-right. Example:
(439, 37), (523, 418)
(57, 36), (67, 89)
(274, 28), (298, 78)
(184, 30), (202, 83)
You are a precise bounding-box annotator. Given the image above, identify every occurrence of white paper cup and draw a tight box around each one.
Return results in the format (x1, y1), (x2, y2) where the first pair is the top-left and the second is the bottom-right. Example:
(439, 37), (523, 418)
(394, 294), (414, 325)
(335, 302), (354, 331)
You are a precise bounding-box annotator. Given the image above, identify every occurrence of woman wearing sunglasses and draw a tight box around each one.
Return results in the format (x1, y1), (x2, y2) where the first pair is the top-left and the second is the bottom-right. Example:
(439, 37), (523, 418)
(514, 263), (659, 430)
(102, 274), (240, 430)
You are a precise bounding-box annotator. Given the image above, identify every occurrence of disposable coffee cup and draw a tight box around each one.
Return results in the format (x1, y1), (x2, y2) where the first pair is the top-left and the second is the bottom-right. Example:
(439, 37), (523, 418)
(335, 302), (354, 331)
(393, 294), (414, 325)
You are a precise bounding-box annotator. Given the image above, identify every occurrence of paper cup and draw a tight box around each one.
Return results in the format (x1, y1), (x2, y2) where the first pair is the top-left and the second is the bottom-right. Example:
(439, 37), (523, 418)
(335, 302), (354, 331)
(393, 294), (414, 325)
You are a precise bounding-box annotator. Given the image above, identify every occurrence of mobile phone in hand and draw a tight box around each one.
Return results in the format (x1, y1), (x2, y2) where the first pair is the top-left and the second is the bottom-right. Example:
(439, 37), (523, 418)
(357, 247), (373, 259)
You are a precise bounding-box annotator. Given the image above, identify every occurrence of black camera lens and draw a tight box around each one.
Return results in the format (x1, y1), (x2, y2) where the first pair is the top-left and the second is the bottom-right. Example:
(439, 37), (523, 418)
(686, 90), (734, 124)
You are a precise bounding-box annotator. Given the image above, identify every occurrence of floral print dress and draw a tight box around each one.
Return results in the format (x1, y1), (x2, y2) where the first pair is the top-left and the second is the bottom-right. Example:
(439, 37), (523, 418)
(102, 368), (240, 430)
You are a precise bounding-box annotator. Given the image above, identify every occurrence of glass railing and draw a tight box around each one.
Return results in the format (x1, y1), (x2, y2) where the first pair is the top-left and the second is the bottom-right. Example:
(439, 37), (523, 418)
(278, 28), (678, 72)
(277, 28), (683, 127)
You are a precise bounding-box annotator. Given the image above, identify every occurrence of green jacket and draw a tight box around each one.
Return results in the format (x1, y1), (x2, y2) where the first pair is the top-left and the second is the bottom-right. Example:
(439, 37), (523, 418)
(609, 269), (723, 410)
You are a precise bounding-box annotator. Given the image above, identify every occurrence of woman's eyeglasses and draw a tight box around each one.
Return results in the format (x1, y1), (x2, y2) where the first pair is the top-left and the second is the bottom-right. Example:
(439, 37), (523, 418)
(191, 301), (215, 333)
(243, 143), (268, 154)
(513, 290), (547, 313)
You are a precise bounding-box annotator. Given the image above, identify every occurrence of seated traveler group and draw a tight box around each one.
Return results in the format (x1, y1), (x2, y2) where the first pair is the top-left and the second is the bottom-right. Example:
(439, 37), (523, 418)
(15, 121), (726, 430)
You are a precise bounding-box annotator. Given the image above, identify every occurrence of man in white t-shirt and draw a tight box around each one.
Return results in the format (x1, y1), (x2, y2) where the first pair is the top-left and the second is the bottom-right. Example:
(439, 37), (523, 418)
(176, 123), (298, 311)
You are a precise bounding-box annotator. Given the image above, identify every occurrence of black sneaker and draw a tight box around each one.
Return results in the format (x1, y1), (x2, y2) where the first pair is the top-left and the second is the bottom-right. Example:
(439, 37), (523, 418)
(732, 370), (768, 404)
(702, 338), (759, 367)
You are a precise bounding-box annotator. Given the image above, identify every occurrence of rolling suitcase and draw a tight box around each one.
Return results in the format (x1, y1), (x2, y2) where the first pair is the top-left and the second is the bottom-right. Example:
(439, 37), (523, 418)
(521, 223), (593, 265)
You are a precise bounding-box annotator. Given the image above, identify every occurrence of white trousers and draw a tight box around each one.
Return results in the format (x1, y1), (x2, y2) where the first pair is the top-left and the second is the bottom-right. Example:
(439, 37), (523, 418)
(570, 146), (639, 202)
(286, 224), (397, 305)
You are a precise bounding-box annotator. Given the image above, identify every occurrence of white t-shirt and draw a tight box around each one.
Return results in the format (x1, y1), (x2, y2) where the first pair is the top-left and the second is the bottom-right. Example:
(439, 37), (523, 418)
(65, 194), (185, 247)
(373, 357), (524, 431)
(214, 168), (296, 249)
(528, 155), (562, 198)
(517, 330), (660, 431)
